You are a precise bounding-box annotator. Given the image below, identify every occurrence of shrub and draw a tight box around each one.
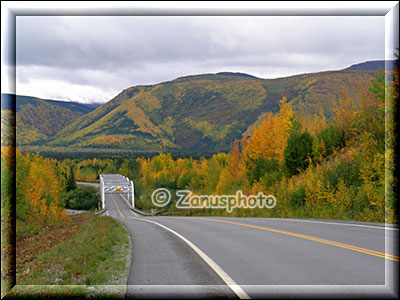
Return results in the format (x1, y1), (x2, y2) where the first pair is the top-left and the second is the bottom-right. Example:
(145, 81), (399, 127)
(288, 185), (307, 208)
(262, 169), (283, 188)
(313, 125), (344, 159)
(62, 186), (99, 210)
(246, 158), (280, 185)
(322, 158), (362, 190)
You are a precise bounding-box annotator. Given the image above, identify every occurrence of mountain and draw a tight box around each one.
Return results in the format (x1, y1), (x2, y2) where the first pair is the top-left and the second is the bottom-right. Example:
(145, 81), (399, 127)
(215, 72), (259, 79)
(1, 109), (16, 146)
(4, 60), (391, 153)
(343, 59), (396, 71)
(1, 94), (101, 145)
(48, 67), (382, 152)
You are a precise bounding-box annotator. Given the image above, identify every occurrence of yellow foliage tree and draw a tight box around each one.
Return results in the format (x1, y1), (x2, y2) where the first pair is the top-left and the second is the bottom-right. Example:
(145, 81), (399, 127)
(333, 87), (356, 139)
(302, 107), (327, 135)
(26, 154), (66, 225)
(242, 97), (293, 162)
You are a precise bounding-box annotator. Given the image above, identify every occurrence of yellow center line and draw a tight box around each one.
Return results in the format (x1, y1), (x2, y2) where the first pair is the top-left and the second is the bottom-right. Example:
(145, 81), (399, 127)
(111, 194), (125, 218)
(198, 218), (399, 262)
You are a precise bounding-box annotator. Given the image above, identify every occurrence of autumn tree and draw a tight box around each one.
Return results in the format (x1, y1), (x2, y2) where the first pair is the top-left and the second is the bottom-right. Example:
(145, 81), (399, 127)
(242, 97), (294, 162)
(332, 87), (357, 141)
(302, 107), (327, 135)
(216, 140), (245, 194)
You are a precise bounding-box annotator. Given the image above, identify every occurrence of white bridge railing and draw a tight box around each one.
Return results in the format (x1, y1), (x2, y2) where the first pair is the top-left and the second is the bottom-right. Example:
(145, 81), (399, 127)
(99, 174), (135, 209)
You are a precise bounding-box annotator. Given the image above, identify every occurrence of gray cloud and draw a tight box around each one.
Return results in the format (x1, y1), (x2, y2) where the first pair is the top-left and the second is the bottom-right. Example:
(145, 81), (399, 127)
(14, 16), (385, 103)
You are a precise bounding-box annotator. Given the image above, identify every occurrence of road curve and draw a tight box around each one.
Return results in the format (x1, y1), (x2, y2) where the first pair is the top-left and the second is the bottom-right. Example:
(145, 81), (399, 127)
(105, 193), (398, 299)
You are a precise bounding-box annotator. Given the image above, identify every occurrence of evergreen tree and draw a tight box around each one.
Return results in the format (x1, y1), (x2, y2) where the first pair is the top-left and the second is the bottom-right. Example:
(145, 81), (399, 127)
(66, 167), (77, 192)
(284, 131), (314, 176)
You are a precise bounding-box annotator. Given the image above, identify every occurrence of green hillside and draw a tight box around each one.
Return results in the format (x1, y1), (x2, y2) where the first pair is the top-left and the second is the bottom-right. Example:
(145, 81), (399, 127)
(1, 110), (16, 146)
(1, 94), (100, 146)
(49, 69), (380, 152)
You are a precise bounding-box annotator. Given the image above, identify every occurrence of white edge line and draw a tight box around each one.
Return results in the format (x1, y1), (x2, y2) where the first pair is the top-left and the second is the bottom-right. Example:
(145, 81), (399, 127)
(110, 192), (396, 231)
(262, 218), (399, 231)
(129, 216), (251, 299)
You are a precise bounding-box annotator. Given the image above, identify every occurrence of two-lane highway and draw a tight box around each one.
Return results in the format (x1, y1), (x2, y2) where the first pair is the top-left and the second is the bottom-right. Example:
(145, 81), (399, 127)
(105, 193), (398, 298)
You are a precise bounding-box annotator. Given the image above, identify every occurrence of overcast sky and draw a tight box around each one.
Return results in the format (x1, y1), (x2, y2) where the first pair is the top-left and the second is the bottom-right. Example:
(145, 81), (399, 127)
(12, 15), (385, 103)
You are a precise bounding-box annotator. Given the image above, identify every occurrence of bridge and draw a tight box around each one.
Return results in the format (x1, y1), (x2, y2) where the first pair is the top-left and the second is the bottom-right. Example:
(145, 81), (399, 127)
(99, 174), (134, 209)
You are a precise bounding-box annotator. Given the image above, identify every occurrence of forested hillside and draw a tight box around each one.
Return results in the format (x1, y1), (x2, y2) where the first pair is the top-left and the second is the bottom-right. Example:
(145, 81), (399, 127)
(49, 68), (382, 152)
(2, 60), (393, 153)
(55, 66), (397, 223)
(1, 94), (100, 146)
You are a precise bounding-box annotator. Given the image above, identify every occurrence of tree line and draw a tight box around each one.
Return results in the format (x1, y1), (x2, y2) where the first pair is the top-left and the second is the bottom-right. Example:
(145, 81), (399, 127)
(2, 66), (397, 228)
(49, 67), (397, 223)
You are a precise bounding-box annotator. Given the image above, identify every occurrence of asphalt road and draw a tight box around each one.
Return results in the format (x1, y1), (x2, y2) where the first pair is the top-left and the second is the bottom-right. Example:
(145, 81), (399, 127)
(104, 193), (399, 299)
(76, 181), (100, 188)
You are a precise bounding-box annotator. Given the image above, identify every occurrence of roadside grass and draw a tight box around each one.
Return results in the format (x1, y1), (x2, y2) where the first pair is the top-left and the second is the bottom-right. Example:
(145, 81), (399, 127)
(16, 220), (42, 242)
(16, 214), (93, 272)
(6, 285), (126, 299)
(8, 215), (131, 298)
